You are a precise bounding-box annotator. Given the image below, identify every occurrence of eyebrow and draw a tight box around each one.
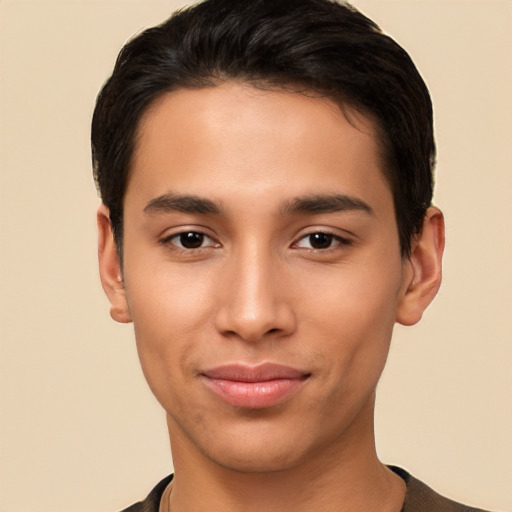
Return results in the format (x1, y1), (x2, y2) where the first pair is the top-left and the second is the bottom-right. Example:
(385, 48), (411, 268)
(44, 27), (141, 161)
(280, 194), (374, 216)
(143, 192), (373, 218)
(144, 193), (223, 215)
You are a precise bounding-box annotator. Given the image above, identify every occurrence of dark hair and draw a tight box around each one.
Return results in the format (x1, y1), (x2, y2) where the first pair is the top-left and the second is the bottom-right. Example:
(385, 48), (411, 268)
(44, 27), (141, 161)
(92, 0), (435, 256)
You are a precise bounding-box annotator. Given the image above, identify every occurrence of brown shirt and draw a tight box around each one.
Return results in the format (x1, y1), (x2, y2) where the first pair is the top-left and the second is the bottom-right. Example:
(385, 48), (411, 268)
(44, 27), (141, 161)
(120, 467), (491, 512)
(390, 467), (490, 512)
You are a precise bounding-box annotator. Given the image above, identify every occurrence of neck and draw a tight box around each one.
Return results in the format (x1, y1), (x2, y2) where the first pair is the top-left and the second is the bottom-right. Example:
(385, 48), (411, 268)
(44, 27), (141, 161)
(165, 395), (405, 512)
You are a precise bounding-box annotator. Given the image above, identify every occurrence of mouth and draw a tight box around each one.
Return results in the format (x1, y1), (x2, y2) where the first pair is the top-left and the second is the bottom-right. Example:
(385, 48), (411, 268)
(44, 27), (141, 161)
(201, 363), (310, 409)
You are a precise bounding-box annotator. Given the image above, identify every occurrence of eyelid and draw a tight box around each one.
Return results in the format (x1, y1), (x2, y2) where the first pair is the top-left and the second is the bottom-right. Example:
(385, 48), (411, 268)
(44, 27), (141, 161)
(159, 227), (221, 250)
(291, 228), (354, 251)
(157, 225), (355, 252)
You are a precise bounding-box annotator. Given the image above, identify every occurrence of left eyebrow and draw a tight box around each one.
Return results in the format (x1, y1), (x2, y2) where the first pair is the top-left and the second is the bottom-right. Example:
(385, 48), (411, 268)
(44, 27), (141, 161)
(144, 193), (223, 216)
(280, 194), (374, 217)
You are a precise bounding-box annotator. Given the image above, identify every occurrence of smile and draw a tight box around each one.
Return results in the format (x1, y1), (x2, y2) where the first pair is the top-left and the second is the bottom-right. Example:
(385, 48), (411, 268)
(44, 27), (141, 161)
(201, 363), (310, 409)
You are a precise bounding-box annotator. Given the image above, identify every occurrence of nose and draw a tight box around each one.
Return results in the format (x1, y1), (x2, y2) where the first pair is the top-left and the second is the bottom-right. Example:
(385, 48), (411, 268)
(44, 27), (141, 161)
(214, 247), (297, 343)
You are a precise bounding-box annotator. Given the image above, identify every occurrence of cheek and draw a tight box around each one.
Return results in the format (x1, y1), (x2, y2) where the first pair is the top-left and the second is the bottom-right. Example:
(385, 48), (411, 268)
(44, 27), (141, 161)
(300, 256), (402, 333)
(122, 260), (219, 400)
(298, 254), (402, 380)
(125, 253), (220, 331)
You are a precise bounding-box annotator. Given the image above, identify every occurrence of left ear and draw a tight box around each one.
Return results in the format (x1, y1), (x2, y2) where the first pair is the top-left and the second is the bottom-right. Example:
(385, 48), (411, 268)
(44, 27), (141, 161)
(396, 206), (445, 326)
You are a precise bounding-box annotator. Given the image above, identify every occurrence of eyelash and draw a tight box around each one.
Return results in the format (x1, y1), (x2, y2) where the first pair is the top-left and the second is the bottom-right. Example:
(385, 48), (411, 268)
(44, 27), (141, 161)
(292, 231), (352, 252)
(160, 231), (220, 252)
(159, 230), (352, 253)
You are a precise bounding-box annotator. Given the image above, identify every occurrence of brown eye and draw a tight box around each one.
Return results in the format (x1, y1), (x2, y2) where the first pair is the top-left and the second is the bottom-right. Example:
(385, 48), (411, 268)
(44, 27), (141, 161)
(163, 231), (219, 250)
(179, 232), (205, 249)
(295, 232), (351, 251)
(308, 233), (334, 249)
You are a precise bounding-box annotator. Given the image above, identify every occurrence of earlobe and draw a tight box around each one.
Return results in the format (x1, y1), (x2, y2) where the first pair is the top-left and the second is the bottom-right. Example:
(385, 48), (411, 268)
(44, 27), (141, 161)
(396, 207), (445, 326)
(97, 204), (132, 324)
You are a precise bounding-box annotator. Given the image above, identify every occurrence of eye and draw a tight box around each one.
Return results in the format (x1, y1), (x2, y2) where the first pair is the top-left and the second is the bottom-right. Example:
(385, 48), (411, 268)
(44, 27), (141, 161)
(295, 232), (349, 250)
(164, 231), (219, 250)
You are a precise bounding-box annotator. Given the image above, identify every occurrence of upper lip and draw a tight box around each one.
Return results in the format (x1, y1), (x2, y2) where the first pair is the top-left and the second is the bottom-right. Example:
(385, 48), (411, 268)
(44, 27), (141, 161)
(201, 363), (309, 383)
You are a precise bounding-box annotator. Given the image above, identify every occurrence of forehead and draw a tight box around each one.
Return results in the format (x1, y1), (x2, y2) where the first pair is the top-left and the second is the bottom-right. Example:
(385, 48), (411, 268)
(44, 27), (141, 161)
(127, 82), (392, 214)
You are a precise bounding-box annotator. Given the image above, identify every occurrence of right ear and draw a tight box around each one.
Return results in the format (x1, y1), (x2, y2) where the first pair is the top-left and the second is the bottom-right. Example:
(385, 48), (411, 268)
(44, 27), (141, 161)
(97, 204), (132, 323)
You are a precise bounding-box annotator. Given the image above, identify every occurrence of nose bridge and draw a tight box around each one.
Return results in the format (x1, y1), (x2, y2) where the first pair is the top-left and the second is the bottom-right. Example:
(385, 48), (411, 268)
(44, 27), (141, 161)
(215, 240), (295, 341)
(238, 244), (274, 318)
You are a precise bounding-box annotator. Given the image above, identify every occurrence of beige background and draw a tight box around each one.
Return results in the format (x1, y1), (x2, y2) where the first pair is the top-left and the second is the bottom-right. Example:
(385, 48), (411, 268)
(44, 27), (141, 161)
(0, 0), (511, 510)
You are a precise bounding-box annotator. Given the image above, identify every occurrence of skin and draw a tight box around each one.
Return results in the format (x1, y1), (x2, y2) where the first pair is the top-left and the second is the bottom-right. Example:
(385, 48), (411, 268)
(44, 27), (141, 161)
(98, 82), (444, 512)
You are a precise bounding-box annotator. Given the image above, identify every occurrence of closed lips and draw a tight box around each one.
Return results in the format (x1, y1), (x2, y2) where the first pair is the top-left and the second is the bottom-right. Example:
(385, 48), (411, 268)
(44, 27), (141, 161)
(201, 363), (310, 408)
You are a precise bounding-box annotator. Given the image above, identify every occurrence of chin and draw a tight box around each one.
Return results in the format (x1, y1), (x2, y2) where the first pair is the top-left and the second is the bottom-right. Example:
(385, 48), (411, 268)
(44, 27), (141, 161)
(215, 422), (325, 474)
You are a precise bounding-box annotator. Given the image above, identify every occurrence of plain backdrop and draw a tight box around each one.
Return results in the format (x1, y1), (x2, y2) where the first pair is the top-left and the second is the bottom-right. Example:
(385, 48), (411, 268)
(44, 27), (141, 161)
(1, 1), (511, 511)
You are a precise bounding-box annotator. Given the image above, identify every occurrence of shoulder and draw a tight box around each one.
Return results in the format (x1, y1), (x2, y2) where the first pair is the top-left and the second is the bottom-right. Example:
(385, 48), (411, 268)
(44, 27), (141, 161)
(119, 475), (173, 512)
(390, 467), (493, 512)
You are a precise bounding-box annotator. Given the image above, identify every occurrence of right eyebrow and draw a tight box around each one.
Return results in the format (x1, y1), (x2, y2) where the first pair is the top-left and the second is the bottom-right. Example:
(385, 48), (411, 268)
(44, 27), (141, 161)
(143, 193), (223, 216)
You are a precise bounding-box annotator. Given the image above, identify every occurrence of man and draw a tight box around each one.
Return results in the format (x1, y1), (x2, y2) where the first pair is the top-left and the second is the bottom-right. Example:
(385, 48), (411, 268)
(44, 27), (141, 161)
(91, 1), (490, 511)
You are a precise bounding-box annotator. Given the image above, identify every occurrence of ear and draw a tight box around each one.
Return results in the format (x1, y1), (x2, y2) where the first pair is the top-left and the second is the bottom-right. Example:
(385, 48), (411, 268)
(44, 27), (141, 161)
(97, 204), (132, 323)
(396, 207), (445, 326)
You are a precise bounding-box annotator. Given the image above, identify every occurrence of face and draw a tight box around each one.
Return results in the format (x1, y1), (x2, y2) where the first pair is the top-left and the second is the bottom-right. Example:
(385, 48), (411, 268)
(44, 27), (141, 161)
(99, 82), (432, 473)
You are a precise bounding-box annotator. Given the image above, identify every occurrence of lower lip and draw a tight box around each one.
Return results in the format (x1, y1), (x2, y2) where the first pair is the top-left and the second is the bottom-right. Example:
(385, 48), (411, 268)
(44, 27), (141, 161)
(202, 376), (307, 409)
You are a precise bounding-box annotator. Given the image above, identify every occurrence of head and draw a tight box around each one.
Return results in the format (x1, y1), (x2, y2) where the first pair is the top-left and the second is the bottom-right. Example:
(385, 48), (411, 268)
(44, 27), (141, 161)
(93, 0), (444, 476)
(92, 0), (435, 260)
